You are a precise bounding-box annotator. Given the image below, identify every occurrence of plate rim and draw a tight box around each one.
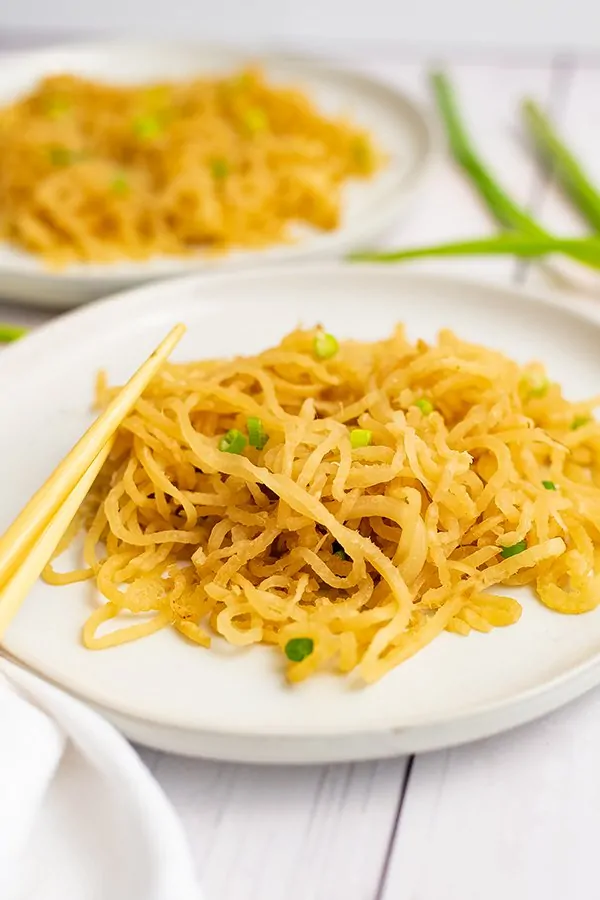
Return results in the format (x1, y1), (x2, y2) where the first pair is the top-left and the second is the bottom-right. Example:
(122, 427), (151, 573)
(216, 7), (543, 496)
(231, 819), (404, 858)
(0, 39), (436, 305)
(5, 264), (600, 755)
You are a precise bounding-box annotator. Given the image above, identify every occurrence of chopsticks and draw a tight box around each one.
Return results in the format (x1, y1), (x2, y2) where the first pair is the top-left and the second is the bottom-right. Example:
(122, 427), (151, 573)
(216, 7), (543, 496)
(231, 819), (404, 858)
(0, 323), (186, 639)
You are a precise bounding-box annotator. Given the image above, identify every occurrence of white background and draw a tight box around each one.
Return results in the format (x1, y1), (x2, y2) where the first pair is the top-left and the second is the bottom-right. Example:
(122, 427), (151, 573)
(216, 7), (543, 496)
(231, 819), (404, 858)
(0, 0), (599, 54)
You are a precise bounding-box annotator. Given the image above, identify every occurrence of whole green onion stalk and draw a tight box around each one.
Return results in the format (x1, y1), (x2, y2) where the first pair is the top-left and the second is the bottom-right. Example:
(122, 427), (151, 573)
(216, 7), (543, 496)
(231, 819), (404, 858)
(349, 72), (600, 272)
(522, 99), (600, 233)
(350, 233), (600, 265)
(430, 70), (545, 236)
(0, 324), (27, 344)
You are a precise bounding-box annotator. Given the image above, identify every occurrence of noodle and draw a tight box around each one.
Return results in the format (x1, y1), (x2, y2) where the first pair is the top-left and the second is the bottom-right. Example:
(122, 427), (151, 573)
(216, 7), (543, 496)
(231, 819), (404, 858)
(43, 324), (600, 684)
(0, 68), (382, 266)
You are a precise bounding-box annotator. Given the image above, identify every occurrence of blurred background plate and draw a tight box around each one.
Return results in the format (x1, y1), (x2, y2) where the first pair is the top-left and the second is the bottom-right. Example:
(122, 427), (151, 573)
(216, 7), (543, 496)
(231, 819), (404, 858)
(0, 41), (434, 308)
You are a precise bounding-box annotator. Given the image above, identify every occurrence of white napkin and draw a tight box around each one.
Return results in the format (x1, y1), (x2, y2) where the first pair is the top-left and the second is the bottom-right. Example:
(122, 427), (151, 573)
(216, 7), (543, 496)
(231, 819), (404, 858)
(0, 658), (201, 900)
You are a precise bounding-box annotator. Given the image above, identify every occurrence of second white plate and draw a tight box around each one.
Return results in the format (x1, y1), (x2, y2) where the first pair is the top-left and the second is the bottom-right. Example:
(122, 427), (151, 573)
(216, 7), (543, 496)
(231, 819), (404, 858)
(0, 42), (433, 307)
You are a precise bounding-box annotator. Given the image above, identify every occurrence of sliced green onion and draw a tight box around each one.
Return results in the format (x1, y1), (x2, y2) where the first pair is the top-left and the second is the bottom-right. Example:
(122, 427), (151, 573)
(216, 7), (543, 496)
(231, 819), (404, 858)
(571, 415), (591, 430)
(500, 539), (528, 559)
(350, 428), (372, 449)
(414, 398), (434, 415)
(242, 107), (268, 133)
(542, 480), (557, 491)
(218, 429), (247, 454)
(352, 136), (370, 169)
(45, 95), (71, 119)
(133, 114), (162, 140)
(332, 540), (350, 561)
(527, 378), (550, 398)
(111, 174), (130, 196)
(285, 637), (314, 662)
(210, 158), (230, 180)
(0, 323), (27, 343)
(313, 330), (339, 360)
(247, 416), (269, 450)
(48, 146), (74, 166)
(48, 146), (88, 166)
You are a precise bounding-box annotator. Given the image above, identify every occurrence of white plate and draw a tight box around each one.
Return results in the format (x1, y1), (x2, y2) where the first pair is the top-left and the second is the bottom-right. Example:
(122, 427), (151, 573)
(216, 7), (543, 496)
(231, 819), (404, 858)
(0, 42), (433, 308)
(4, 266), (600, 764)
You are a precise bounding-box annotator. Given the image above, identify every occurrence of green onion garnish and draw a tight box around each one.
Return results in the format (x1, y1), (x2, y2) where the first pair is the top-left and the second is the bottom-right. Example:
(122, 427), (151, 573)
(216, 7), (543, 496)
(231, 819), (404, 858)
(45, 96), (71, 119)
(542, 480), (557, 491)
(332, 540), (350, 561)
(210, 158), (230, 180)
(528, 379), (549, 398)
(313, 330), (339, 360)
(218, 429), (247, 454)
(48, 146), (74, 166)
(500, 539), (528, 559)
(350, 428), (372, 449)
(571, 415), (590, 430)
(111, 174), (129, 196)
(285, 637), (314, 662)
(133, 115), (162, 140)
(352, 137), (370, 168)
(414, 398), (434, 415)
(0, 323), (27, 343)
(247, 416), (269, 450)
(242, 107), (268, 133)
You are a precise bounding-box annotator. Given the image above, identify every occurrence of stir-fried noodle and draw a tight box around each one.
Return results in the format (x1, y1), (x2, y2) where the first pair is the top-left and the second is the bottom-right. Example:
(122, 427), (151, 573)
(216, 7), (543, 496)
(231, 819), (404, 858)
(45, 325), (600, 683)
(0, 69), (381, 266)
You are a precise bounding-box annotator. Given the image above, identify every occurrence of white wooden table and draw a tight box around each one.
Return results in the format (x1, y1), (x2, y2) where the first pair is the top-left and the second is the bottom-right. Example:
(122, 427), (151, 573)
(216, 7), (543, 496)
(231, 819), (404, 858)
(3, 35), (600, 900)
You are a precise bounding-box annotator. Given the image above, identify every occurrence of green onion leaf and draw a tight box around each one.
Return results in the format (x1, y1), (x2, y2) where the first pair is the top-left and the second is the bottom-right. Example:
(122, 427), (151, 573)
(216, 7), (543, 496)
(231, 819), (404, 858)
(285, 637), (314, 662)
(528, 378), (550, 398)
(210, 158), (230, 180)
(429, 71), (546, 236)
(48, 146), (88, 166)
(352, 136), (371, 169)
(313, 330), (339, 360)
(332, 540), (350, 561)
(571, 415), (591, 430)
(350, 428), (372, 449)
(247, 416), (269, 450)
(414, 398), (434, 415)
(522, 100), (600, 233)
(48, 146), (74, 166)
(0, 323), (27, 343)
(349, 233), (600, 268)
(218, 429), (247, 454)
(133, 114), (162, 141)
(111, 173), (130, 196)
(45, 95), (71, 119)
(500, 539), (528, 559)
(242, 107), (268, 134)
(542, 480), (557, 491)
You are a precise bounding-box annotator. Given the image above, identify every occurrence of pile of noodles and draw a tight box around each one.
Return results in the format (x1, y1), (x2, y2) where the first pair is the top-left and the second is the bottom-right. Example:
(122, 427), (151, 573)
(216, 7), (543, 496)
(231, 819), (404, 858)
(0, 68), (381, 266)
(44, 325), (600, 684)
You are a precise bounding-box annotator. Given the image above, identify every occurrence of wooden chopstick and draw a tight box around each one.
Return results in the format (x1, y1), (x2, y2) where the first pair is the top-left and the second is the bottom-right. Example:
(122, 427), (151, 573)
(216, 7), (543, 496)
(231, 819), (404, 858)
(0, 323), (186, 593)
(0, 440), (113, 639)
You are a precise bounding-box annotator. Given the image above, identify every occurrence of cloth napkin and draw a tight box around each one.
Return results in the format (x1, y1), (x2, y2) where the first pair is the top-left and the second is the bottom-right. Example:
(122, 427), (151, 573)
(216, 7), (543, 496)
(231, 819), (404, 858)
(0, 658), (201, 900)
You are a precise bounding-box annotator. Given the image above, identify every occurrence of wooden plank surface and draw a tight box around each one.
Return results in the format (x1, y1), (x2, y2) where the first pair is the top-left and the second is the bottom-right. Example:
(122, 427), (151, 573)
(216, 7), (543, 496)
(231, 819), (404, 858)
(2, 36), (599, 900)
